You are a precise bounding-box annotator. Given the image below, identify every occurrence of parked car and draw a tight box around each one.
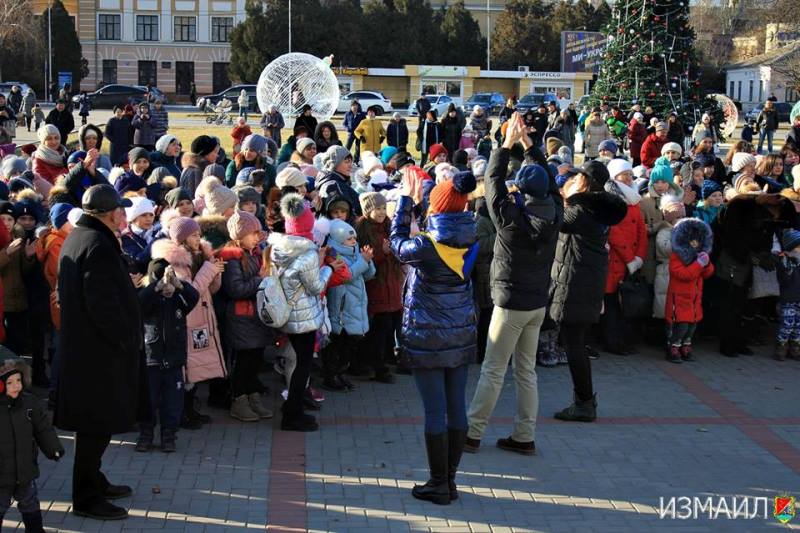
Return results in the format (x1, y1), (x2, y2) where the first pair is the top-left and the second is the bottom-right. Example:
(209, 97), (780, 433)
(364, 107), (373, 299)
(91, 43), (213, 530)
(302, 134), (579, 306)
(71, 84), (167, 109)
(201, 84), (258, 112)
(461, 92), (505, 115)
(407, 94), (455, 117)
(336, 90), (393, 115)
(745, 102), (794, 124)
(0, 82), (32, 101)
(515, 93), (559, 114)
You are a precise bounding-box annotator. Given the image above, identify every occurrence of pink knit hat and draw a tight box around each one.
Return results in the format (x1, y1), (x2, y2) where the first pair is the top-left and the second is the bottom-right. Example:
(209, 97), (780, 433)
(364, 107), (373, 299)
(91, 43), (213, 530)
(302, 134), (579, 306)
(280, 193), (315, 241)
(227, 210), (262, 241)
(169, 216), (201, 244)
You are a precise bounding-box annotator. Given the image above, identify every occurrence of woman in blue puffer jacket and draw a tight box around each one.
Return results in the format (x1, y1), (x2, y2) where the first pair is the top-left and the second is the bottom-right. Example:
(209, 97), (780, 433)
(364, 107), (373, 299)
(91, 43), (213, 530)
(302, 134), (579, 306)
(391, 169), (478, 506)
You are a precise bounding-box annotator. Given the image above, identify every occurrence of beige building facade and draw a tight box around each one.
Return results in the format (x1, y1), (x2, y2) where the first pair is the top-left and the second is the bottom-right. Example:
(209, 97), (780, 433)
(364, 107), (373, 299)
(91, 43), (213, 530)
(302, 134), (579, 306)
(71, 0), (245, 95)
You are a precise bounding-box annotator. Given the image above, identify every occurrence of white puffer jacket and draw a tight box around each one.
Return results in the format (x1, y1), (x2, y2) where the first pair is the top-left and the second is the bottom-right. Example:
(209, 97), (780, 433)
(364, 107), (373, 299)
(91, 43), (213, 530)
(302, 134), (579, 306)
(269, 233), (332, 334)
(652, 225), (673, 319)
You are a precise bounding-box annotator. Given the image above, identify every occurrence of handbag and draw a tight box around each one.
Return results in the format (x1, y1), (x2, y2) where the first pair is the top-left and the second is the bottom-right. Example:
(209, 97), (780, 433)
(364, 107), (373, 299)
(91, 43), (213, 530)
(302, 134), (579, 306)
(749, 265), (779, 299)
(618, 272), (653, 319)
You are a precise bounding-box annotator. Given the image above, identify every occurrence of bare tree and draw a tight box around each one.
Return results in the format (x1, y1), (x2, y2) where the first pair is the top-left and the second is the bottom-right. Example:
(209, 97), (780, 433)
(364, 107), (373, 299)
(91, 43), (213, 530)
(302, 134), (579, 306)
(0, 0), (38, 81)
(772, 45), (800, 95)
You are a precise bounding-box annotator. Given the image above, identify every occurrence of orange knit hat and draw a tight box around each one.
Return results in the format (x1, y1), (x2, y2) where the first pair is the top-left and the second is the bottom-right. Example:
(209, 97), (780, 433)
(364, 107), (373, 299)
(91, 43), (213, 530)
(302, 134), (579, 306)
(428, 171), (477, 215)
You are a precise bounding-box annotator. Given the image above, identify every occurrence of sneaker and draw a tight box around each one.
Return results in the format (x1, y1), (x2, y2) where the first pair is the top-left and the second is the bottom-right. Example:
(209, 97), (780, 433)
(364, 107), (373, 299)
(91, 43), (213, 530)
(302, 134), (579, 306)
(248, 392), (273, 419)
(134, 433), (153, 453)
(666, 345), (682, 364)
(463, 437), (481, 454)
(680, 345), (694, 361)
(230, 394), (260, 422)
(496, 436), (536, 456)
(309, 386), (325, 402)
(585, 345), (600, 360)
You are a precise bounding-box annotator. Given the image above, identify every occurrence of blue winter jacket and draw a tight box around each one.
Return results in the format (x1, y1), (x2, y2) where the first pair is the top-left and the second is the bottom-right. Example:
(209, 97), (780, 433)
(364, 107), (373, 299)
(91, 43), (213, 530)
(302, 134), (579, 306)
(326, 240), (376, 336)
(343, 110), (366, 134)
(390, 196), (478, 369)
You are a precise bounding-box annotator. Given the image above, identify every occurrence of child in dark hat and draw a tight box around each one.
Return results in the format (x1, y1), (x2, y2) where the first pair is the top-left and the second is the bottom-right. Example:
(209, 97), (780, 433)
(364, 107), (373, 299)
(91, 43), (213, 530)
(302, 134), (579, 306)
(136, 258), (200, 452)
(0, 356), (64, 532)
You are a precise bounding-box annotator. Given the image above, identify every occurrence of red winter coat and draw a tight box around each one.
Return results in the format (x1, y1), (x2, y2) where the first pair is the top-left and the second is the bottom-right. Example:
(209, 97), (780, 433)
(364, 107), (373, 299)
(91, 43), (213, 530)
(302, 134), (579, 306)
(664, 253), (714, 324)
(32, 155), (67, 184)
(355, 215), (404, 314)
(640, 133), (667, 168)
(605, 203), (648, 294)
(627, 120), (647, 164)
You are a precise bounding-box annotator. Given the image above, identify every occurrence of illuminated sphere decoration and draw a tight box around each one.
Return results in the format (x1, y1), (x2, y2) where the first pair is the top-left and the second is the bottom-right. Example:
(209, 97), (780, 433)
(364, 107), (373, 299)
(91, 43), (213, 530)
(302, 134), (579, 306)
(256, 52), (339, 120)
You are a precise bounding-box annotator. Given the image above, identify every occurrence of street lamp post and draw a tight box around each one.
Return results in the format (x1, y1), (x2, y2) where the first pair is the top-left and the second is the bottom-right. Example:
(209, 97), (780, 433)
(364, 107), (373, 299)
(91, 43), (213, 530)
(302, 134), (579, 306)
(486, 0), (490, 70)
(288, 0), (292, 53)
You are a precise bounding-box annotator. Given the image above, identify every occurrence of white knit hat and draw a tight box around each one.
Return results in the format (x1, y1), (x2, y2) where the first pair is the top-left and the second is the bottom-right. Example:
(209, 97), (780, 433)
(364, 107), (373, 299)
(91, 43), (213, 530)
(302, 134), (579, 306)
(661, 142), (683, 156)
(731, 152), (757, 173)
(275, 166), (307, 189)
(606, 158), (633, 180)
(360, 151), (383, 176)
(125, 197), (155, 222)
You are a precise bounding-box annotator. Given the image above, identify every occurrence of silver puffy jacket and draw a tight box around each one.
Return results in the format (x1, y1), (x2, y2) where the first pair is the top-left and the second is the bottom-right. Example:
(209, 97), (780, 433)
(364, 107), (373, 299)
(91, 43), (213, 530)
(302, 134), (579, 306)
(269, 233), (332, 334)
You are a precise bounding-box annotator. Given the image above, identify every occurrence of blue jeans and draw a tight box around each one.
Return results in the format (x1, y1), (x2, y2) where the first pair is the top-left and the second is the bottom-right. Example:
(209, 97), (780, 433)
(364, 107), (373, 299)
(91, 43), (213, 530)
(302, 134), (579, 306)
(758, 128), (774, 153)
(144, 366), (184, 431)
(412, 365), (468, 433)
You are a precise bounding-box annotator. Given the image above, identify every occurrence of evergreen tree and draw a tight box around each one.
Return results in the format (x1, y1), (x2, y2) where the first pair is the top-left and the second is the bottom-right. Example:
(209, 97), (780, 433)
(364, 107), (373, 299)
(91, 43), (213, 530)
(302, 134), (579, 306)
(438, 1), (484, 67)
(490, 0), (558, 71)
(41, 0), (83, 86)
(591, 0), (721, 133)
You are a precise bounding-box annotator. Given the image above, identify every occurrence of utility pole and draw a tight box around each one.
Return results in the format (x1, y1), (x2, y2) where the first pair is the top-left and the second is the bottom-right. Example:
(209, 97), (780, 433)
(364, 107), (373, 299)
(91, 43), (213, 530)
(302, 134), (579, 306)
(486, 0), (490, 70)
(48, 3), (53, 100)
(288, 0), (292, 53)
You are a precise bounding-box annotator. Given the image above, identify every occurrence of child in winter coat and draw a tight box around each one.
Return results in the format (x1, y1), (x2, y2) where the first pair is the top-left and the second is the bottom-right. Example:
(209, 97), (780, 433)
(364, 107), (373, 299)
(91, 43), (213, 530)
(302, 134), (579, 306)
(121, 196), (158, 274)
(664, 218), (714, 363)
(220, 210), (275, 423)
(355, 192), (404, 379)
(150, 215), (227, 429)
(652, 196), (685, 320)
(695, 179), (724, 225)
(31, 104), (44, 131)
(321, 219), (375, 390)
(137, 260), (199, 452)
(0, 356), (64, 532)
(775, 229), (800, 360)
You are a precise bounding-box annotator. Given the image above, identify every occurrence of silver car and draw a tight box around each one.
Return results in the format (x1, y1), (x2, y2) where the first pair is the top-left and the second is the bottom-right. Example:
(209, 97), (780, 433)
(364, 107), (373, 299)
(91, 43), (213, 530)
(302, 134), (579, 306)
(407, 95), (454, 117)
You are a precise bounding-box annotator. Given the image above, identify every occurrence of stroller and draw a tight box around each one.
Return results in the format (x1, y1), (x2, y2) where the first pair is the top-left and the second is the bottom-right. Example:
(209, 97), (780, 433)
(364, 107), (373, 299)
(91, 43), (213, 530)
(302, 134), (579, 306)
(198, 97), (234, 125)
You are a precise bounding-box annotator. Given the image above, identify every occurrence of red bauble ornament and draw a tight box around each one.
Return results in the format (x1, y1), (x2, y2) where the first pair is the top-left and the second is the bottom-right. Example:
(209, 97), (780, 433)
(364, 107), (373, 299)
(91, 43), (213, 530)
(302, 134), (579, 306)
(649, 92), (656, 97)
(654, 16), (660, 21)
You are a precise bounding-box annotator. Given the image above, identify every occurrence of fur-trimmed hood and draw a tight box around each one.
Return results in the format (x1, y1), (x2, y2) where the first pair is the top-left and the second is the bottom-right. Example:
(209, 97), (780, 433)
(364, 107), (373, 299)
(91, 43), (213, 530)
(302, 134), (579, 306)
(0, 357), (31, 389)
(605, 179), (641, 206)
(196, 214), (228, 236)
(79, 124), (104, 151)
(671, 218), (712, 265)
(181, 152), (205, 170)
(566, 191), (628, 227)
(150, 237), (214, 267)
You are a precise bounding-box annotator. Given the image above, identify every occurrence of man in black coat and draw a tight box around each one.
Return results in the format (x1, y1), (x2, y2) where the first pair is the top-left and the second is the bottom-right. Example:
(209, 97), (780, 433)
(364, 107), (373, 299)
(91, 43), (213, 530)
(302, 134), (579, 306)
(466, 113), (563, 456)
(45, 99), (75, 144)
(55, 184), (146, 521)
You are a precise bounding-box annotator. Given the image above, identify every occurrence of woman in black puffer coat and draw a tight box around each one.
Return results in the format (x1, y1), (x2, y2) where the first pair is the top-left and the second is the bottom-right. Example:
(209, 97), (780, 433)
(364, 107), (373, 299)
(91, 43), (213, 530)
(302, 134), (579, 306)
(549, 161), (626, 423)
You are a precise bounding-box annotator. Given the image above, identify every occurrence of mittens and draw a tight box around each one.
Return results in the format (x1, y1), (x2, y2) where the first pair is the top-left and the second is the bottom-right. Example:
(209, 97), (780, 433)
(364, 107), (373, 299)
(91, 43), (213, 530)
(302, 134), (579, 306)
(696, 252), (710, 267)
(626, 256), (644, 274)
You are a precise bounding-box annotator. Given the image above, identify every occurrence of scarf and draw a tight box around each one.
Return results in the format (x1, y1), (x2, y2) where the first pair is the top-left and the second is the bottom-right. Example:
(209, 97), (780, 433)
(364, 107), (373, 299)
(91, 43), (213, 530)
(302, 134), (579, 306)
(34, 144), (65, 167)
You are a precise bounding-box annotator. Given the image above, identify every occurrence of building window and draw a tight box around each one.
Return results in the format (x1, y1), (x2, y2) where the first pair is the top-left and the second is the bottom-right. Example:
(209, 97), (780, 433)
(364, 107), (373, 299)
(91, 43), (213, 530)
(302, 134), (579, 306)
(136, 15), (159, 41)
(748, 80), (753, 102)
(138, 60), (157, 86)
(729, 80), (734, 97)
(737, 81), (741, 101)
(102, 60), (117, 84)
(759, 80), (764, 102)
(175, 62), (194, 94)
(174, 16), (196, 42)
(787, 88), (799, 103)
(213, 62), (230, 94)
(98, 14), (121, 40)
(211, 17), (233, 42)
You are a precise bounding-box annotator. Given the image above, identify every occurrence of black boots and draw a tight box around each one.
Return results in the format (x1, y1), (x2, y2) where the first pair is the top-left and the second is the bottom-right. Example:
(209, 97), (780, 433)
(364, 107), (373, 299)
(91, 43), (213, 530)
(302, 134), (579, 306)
(161, 428), (177, 453)
(181, 388), (210, 429)
(135, 426), (154, 452)
(412, 432), (450, 505)
(21, 510), (45, 533)
(447, 429), (466, 501)
(554, 393), (597, 422)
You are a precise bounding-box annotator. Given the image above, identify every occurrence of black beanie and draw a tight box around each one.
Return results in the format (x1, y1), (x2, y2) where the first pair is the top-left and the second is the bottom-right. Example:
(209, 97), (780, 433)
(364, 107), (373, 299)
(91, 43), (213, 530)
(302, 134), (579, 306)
(191, 135), (219, 157)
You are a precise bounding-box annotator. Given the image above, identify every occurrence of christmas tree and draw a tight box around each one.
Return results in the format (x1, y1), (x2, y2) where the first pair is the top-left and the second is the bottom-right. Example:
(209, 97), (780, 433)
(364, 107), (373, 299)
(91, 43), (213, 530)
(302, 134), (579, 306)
(591, 0), (723, 136)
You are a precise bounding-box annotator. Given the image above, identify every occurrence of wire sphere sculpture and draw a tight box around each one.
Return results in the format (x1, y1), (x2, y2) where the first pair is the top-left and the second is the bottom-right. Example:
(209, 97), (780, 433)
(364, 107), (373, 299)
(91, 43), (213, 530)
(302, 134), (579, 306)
(712, 93), (739, 139)
(256, 53), (339, 121)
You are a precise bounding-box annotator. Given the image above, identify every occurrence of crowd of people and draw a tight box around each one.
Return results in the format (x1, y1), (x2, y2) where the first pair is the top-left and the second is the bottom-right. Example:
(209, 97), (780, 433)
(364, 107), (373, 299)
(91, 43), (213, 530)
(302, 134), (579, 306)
(1, 90), (800, 525)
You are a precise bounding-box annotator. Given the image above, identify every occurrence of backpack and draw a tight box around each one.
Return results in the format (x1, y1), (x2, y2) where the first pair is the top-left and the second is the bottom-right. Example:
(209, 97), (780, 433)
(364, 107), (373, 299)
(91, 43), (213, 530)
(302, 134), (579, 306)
(256, 267), (301, 328)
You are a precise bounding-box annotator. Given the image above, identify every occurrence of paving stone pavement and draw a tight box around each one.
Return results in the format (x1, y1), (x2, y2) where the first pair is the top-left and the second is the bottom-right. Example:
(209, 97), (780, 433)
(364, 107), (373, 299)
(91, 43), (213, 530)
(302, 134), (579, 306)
(2, 339), (800, 532)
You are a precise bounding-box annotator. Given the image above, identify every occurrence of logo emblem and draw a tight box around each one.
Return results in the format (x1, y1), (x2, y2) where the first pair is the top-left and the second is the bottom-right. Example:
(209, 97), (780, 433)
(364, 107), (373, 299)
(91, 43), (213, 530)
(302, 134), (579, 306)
(774, 495), (795, 524)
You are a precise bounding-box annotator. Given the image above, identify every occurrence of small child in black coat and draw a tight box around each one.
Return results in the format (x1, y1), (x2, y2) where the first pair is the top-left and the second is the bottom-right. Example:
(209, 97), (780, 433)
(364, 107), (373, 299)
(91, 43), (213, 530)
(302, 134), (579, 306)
(0, 354), (64, 533)
(137, 260), (199, 452)
(741, 120), (755, 144)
